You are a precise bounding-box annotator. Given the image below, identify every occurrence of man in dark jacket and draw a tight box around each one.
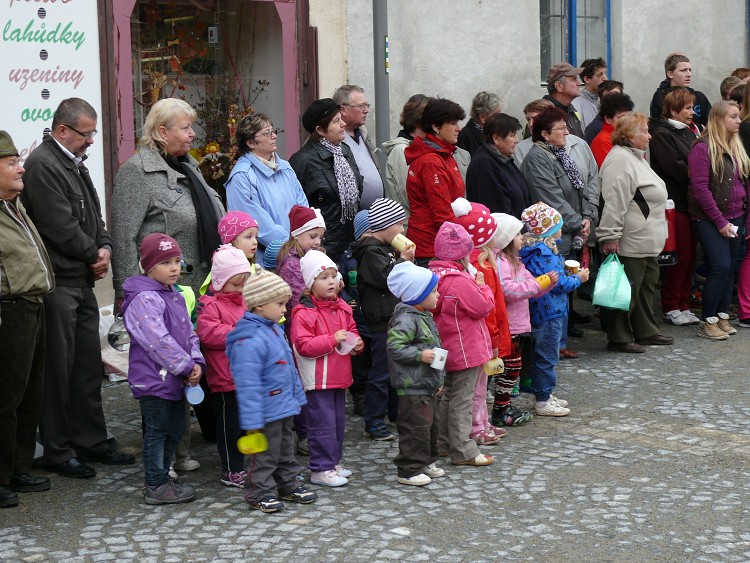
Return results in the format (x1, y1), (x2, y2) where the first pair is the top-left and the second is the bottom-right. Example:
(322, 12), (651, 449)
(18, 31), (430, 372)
(650, 53), (712, 128)
(21, 98), (134, 479)
(543, 63), (586, 138)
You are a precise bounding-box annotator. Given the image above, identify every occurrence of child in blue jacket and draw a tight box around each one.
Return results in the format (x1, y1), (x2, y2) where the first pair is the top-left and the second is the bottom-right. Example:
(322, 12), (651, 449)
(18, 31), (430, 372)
(226, 269), (317, 513)
(520, 203), (589, 417)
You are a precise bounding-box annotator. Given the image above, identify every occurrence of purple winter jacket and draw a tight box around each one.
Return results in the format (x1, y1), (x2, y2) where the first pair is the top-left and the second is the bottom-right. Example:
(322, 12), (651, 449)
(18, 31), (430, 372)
(122, 275), (205, 400)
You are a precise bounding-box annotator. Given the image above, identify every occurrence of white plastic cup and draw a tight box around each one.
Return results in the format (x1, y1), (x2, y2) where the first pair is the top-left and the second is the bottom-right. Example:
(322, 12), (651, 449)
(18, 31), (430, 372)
(430, 347), (448, 370)
(184, 384), (204, 405)
(564, 259), (580, 275)
(335, 331), (359, 355)
(391, 233), (415, 253)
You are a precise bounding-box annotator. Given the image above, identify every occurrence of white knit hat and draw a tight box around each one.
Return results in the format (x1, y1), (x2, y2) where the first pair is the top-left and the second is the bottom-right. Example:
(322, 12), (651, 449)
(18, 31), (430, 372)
(300, 249), (338, 289)
(211, 244), (252, 292)
(491, 213), (524, 250)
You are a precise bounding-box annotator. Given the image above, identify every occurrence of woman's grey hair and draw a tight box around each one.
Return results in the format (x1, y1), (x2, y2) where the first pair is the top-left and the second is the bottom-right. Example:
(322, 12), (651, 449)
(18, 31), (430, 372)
(140, 98), (197, 153)
(470, 91), (503, 119)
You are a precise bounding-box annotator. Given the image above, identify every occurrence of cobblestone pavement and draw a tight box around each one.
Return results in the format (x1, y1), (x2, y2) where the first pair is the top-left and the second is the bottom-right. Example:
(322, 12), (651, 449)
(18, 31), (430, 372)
(3, 314), (750, 562)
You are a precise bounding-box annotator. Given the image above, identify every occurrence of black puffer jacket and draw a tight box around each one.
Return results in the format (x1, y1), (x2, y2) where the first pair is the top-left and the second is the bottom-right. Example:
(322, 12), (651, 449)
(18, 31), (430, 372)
(352, 236), (403, 332)
(649, 120), (699, 213)
(289, 140), (363, 263)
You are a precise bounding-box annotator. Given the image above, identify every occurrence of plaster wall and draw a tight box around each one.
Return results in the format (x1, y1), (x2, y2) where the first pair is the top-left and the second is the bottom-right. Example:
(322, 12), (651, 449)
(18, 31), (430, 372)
(310, 0), (350, 102)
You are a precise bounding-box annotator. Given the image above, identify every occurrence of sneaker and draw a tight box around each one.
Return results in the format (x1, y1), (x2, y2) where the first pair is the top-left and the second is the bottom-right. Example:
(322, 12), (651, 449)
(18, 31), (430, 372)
(280, 484), (318, 504)
(220, 470), (247, 488)
(397, 473), (432, 486)
(738, 319), (750, 328)
(487, 424), (508, 438)
(470, 429), (500, 445)
(144, 480), (196, 505)
(296, 437), (309, 456)
(173, 458), (200, 472)
(310, 470), (348, 487)
(663, 310), (691, 326)
(249, 496), (284, 513)
(717, 312), (737, 335)
(535, 399), (570, 417)
(335, 465), (352, 478)
(698, 317), (729, 340)
(168, 464), (178, 480)
(423, 462), (445, 479)
(549, 394), (568, 408)
(364, 424), (395, 441)
(491, 405), (534, 427)
(681, 310), (701, 325)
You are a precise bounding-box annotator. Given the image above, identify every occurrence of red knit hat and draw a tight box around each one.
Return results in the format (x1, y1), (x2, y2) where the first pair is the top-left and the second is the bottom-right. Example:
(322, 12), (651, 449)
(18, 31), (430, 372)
(289, 205), (326, 237)
(139, 233), (182, 274)
(451, 198), (498, 247)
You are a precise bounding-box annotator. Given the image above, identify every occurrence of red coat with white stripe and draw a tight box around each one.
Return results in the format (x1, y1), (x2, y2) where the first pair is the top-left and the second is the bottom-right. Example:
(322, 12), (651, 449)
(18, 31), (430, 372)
(290, 293), (358, 391)
(428, 259), (494, 372)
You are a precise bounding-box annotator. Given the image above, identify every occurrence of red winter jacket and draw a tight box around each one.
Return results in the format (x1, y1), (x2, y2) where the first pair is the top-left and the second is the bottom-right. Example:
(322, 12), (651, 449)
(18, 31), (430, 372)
(470, 248), (512, 358)
(196, 291), (247, 393)
(405, 134), (466, 259)
(290, 294), (359, 391)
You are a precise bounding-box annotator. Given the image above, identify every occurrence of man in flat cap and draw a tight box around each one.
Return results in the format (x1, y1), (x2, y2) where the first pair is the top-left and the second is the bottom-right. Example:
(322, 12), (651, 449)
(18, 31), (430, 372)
(543, 62), (586, 138)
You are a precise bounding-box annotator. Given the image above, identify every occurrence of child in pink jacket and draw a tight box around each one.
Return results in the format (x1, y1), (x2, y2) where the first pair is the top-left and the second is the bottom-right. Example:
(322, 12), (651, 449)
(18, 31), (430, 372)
(291, 250), (363, 488)
(196, 245), (252, 488)
(429, 222), (495, 467)
(491, 213), (557, 427)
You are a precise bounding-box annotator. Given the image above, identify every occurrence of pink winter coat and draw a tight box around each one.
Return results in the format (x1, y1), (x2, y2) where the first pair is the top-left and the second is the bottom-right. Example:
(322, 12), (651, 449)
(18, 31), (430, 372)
(290, 294), (359, 391)
(196, 291), (247, 393)
(497, 253), (549, 335)
(429, 259), (494, 371)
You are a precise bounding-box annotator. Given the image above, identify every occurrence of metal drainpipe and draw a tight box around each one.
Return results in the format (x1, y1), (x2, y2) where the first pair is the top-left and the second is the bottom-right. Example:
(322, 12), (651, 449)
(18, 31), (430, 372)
(372, 0), (390, 172)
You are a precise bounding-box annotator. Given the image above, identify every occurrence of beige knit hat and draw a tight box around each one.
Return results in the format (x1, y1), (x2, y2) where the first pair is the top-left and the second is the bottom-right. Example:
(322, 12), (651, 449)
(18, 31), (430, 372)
(243, 269), (292, 310)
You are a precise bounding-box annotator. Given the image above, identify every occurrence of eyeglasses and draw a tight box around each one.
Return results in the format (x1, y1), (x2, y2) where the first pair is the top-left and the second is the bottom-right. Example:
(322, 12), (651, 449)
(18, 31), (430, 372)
(64, 124), (97, 139)
(345, 103), (370, 110)
(255, 128), (280, 139)
(549, 126), (569, 132)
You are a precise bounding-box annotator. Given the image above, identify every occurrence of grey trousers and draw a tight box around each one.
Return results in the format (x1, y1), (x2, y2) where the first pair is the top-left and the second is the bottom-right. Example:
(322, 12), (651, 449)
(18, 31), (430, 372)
(437, 367), (481, 463)
(244, 416), (302, 503)
(394, 394), (439, 478)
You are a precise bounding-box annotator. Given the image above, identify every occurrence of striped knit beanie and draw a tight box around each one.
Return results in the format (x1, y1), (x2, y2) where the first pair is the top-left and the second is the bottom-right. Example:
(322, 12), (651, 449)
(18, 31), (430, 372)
(368, 198), (406, 232)
(243, 269), (292, 310)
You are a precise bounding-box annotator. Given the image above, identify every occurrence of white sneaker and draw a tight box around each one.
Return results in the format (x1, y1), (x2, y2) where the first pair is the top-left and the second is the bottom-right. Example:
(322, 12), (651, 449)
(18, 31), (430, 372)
(335, 465), (352, 478)
(397, 473), (432, 486)
(173, 458), (200, 471)
(168, 464), (178, 480)
(664, 310), (691, 326)
(423, 462), (445, 479)
(680, 310), (701, 325)
(549, 394), (568, 408)
(310, 470), (348, 487)
(535, 399), (570, 417)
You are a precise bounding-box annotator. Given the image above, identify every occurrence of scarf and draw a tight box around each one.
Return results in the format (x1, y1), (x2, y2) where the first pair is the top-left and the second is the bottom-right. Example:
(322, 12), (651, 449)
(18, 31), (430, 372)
(319, 138), (359, 223)
(257, 153), (277, 171)
(545, 143), (584, 191)
(164, 153), (222, 267)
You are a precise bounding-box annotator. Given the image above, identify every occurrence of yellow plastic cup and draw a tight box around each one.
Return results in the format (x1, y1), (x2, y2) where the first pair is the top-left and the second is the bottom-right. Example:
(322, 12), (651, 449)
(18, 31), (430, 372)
(237, 432), (268, 454)
(483, 357), (505, 375)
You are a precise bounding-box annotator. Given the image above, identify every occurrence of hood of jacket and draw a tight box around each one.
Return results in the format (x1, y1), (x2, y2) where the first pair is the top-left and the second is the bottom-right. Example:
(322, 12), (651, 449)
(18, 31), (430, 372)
(226, 310), (277, 348)
(382, 136), (411, 156)
(404, 134), (455, 165)
(351, 234), (390, 263)
(122, 275), (175, 313)
(428, 259), (465, 279)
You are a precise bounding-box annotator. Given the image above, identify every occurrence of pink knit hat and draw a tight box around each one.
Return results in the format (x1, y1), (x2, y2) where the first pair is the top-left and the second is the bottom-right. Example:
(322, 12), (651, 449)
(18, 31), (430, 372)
(139, 233), (182, 274)
(211, 244), (252, 291)
(451, 197), (498, 247)
(434, 221), (474, 261)
(218, 211), (258, 245)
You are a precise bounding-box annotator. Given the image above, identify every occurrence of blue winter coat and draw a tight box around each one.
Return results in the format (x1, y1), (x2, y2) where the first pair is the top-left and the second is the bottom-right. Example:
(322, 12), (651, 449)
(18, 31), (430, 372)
(226, 311), (307, 430)
(519, 237), (581, 325)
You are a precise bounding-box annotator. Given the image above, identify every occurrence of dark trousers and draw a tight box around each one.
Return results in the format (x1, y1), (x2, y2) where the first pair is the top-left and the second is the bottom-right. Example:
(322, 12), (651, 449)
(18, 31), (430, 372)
(694, 217), (742, 319)
(349, 334), (372, 400)
(364, 330), (398, 427)
(140, 396), (185, 487)
(214, 391), (244, 473)
(394, 395), (438, 478)
(40, 285), (110, 465)
(0, 299), (45, 484)
(606, 256), (660, 344)
(244, 416), (302, 503)
(306, 389), (346, 472)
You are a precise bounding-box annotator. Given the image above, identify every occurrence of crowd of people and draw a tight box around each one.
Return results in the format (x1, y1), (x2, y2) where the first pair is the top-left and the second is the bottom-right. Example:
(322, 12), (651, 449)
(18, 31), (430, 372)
(3, 52), (750, 513)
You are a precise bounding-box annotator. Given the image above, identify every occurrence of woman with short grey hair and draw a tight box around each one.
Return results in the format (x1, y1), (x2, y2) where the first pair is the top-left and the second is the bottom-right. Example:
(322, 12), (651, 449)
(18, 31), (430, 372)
(457, 91), (503, 155)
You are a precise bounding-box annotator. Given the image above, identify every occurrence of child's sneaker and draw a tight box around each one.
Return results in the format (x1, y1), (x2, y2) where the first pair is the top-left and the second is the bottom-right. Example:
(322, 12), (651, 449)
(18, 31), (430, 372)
(364, 424), (395, 441)
(423, 462), (445, 479)
(397, 473), (432, 486)
(310, 470), (348, 487)
(469, 429), (500, 445)
(173, 458), (200, 472)
(296, 437), (309, 456)
(249, 496), (284, 513)
(549, 394), (568, 408)
(487, 424), (508, 438)
(335, 465), (352, 478)
(535, 399), (570, 417)
(491, 405), (534, 427)
(144, 480), (196, 505)
(280, 484), (318, 504)
(220, 470), (247, 488)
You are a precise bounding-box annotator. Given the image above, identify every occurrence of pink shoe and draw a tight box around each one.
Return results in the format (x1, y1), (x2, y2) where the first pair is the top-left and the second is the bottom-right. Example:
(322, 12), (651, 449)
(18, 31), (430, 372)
(488, 425), (508, 438)
(470, 429), (500, 445)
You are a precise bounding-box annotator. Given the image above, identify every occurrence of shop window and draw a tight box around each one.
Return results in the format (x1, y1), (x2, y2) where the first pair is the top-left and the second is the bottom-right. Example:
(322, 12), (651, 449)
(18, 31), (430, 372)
(540, 0), (609, 83)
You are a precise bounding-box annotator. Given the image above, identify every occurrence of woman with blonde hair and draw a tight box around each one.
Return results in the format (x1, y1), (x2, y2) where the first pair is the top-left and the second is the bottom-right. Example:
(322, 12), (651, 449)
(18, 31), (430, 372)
(688, 101), (750, 338)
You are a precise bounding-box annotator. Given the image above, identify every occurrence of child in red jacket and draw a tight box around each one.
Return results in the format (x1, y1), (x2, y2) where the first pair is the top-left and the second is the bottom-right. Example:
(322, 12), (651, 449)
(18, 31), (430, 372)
(196, 245), (252, 488)
(291, 250), (363, 488)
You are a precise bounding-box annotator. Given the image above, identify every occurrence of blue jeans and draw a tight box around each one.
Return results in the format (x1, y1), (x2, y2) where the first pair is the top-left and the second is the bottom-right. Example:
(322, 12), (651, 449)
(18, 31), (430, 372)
(530, 317), (564, 402)
(693, 217), (742, 319)
(140, 396), (185, 487)
(364, 330), (397, 427)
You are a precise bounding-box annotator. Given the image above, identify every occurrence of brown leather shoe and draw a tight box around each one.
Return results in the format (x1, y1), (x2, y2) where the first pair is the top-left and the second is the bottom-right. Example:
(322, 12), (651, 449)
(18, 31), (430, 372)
(606, 341), (646, 354)
(559, 348), (579, 359)
(635, 334), (674, 346)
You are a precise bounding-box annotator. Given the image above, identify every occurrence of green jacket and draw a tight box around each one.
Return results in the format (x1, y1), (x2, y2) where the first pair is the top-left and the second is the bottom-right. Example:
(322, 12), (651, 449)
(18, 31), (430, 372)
(386, 302), (444, 396)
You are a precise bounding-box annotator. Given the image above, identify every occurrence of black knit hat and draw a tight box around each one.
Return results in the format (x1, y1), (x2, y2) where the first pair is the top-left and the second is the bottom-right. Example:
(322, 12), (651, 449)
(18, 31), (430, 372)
(302, 98), (340, 133)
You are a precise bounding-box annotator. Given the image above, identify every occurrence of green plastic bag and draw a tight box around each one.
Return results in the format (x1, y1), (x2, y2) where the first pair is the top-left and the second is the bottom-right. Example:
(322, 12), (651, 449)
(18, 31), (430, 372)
(592, 253), (631, 311)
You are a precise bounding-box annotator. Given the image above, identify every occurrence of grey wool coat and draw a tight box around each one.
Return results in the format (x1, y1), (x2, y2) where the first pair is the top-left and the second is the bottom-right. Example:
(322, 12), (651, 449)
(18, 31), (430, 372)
(111, 145), (225, 297)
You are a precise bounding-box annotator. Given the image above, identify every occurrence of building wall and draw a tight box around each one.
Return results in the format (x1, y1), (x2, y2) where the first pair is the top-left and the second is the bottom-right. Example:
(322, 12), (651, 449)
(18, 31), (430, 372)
(310, 0), (349, 103)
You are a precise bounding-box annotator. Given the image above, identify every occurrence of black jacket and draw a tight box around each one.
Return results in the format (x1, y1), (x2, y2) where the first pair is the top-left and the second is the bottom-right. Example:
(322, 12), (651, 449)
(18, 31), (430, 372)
(456, 118), (483, 156)
(289, 140), (363, 263)
(21, 136), (110, 288)
(649, 120), (698, 213)
(543, 94), (585, 138)
(351, 236), (403, 332)
(466, 143), (530, 218)
(650, 80), (712, 128)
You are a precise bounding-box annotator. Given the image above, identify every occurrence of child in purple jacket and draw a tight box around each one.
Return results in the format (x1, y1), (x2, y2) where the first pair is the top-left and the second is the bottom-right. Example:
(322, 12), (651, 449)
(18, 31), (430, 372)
(122, 233), (205, 506)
